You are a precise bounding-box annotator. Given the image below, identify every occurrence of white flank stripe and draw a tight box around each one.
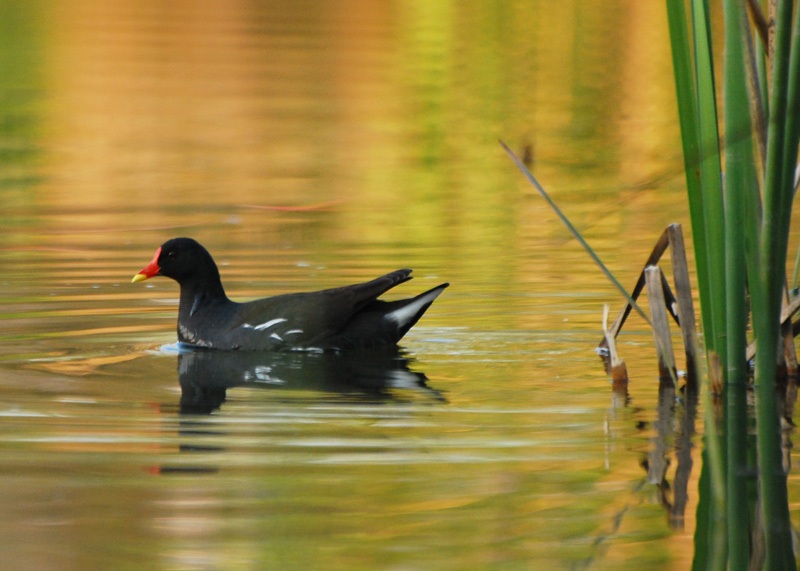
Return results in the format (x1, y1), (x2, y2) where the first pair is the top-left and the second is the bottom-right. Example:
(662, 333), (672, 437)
(253, 318), (287, 331)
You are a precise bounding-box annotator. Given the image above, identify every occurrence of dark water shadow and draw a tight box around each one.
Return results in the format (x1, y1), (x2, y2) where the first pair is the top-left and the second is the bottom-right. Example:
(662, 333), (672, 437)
(151, 347), (445, 475)
(175, 346), (445, 414)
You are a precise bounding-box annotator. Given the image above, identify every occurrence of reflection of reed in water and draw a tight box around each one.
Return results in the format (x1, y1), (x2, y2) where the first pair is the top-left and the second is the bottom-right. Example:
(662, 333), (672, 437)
(645, 384), (697, 529)
(580, 384), (698, 569)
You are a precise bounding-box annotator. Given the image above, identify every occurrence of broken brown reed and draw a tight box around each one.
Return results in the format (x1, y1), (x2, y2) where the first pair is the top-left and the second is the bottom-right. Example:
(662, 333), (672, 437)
(598, 223), (699, 390)
(745, 289), (800, 361)
(780, 293), (798, 379)
(646, 265), (678, 385)
(599, 221), (800, 399)
(602, 304), (629, 394)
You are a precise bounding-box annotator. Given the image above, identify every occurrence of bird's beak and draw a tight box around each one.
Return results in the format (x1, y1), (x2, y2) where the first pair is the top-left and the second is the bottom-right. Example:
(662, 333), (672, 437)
(132, 247), (162, 283)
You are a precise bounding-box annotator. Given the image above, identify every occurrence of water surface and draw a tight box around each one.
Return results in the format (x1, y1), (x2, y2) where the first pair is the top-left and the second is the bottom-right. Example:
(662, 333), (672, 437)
(1, 2), (793, 569)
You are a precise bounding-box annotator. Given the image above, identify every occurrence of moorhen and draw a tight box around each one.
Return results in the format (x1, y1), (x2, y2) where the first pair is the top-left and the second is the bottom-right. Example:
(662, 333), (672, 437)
(132, 237), (449, 351)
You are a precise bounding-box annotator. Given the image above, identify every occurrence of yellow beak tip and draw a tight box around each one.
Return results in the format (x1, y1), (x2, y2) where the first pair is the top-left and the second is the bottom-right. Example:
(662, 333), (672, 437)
(131, 273), (149, 283)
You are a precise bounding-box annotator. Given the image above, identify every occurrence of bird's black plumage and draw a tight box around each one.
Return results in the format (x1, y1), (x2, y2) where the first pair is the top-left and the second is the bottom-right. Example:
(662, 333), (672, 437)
(133, 237), (448, 351)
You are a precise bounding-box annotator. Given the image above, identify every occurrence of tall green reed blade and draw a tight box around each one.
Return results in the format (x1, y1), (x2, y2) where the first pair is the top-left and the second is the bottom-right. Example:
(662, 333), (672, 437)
(499, 141), (653, 327)
(664, 0), (715, 352)
(752, 0), (799, 567)
(664, 2), (726, 568)
(690, 0), (727, 372)
(722, 0), (755, 567)
(782, 0), (800, 201)
(786, 0), (800, 286)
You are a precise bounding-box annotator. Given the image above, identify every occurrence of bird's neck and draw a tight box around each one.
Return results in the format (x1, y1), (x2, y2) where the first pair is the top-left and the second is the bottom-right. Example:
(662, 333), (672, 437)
(178, 275), (229, 320)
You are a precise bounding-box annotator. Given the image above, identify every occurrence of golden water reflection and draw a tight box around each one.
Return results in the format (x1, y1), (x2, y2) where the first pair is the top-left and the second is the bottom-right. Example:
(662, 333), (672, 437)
(0, 1), (746, 569)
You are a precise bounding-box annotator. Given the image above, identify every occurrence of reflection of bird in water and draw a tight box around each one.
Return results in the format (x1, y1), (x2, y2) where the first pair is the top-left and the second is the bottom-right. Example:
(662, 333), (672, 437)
(176, 346), (446, 414)
(146, 346), (445, 475)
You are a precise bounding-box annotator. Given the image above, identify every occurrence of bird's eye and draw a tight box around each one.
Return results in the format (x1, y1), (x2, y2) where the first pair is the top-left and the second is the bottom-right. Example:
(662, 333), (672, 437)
(167, 251), (176, 258)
